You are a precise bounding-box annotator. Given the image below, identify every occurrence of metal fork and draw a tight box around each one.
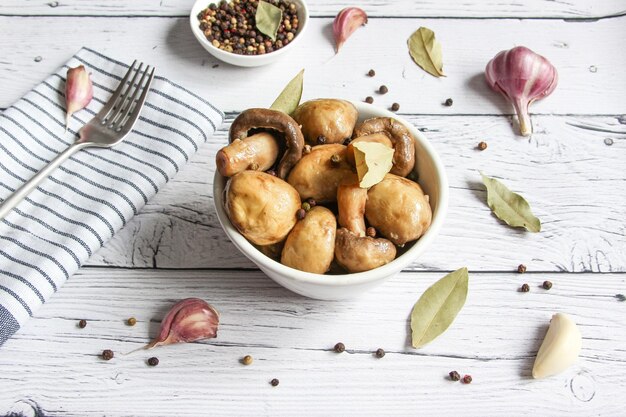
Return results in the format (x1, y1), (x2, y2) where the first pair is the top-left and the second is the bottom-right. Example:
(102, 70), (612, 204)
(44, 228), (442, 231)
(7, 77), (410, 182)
(0, 61), (155, 220)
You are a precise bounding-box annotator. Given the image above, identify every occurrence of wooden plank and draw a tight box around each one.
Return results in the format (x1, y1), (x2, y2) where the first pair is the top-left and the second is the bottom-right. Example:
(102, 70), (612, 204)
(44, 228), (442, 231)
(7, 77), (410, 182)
(1, 0), (624, 18)
(84, 114), (626, 272)
(1, 16), (625, 114)
(0, 268), (624, 416)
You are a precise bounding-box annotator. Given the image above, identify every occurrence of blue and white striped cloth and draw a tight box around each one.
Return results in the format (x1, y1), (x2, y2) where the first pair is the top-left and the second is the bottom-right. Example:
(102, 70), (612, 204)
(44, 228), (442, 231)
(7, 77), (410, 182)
(0, 48), (224, 346)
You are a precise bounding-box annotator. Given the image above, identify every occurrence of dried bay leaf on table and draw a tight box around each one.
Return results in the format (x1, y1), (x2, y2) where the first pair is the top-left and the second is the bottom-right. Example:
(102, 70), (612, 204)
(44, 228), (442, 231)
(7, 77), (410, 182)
(481, 173), (541, 232)
(407, 27), (445, 77)
(411, 267), (469, 348)
(256, 0), (282, 41)
(270, 69), (304, 115)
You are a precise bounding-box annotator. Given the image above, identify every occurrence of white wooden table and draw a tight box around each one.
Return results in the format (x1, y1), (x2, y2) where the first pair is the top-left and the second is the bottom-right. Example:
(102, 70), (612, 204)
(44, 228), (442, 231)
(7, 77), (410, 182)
(1, 1), (625, 415)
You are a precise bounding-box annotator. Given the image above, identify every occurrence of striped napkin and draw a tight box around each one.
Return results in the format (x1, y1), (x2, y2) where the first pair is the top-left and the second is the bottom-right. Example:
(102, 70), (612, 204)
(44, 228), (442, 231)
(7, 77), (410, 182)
(0, 48), (224, 346)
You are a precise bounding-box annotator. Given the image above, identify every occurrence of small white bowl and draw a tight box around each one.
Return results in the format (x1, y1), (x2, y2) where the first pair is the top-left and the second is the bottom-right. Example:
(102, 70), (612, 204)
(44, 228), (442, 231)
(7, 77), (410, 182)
(214, 101), (449, 299)
(190, 0), (309, 67)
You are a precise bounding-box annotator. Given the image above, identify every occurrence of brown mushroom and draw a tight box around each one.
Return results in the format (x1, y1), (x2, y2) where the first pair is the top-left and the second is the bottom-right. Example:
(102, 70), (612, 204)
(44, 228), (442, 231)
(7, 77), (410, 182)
(345, 133), (393, 166)
(225, 170), (300, 246)
(353, 117), (416, 177)
(334, 173), (397, 273)
(287, 144), (353, 203)
(229, 108), (305, 179)
(365, 174), (432, 246)
(216, 132), (279, 177)
(281, 206), (337, 274)
(293, 99), (358, 144)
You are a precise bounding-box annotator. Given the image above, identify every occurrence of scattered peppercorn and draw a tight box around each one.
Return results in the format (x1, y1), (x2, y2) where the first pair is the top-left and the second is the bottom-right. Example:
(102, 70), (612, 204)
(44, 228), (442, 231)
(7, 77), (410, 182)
(296, 208), (306, 220)
(330, 154), (342, 166)
(101, 349), (114, 361)
(242, 355), (253, 365)
(449, 371), (461, 381)
(270, 378), (280, 387)
(444, 98), (453, 106)
(616, 294), (626, 302)
(367, 69), (376, 77)
(307, 198), (316, 207)
(78, 319), (87, 328)
(302, 202), (311, 212)
(147, 357), (159, 366)
(127, 317), (137, 326)
(379, 85), (389, 94)
(517, 264), (527, 273)
(317, 135), (327, 145)
(391, 103), (400, 112)
(477, 141), (488, 151)
(366, 227), (377, 238)
(365, 96), (374, 104)
(462, 374), (472, 384)
(334, 342), (345, 353)
(34, 56), (43, 63)
(343, 137), (352, 145)
(542, 280), (553, 290)
(375, 348), (385, 358)
(520, 283), (530, 292)
(266, 169), (277, 176)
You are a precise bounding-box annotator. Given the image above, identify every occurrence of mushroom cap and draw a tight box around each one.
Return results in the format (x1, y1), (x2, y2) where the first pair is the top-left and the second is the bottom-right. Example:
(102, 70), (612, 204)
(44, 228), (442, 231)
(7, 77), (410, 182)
(334, 228), (397, 273)
(287, 144), (353, 203)
(293, 99), (358, 144)
(353, 117), (416, 177)
(281, 206), (337, 274)
(225, 171), (301, 246)
(216, 132), (279, 177)
(365, 174), (432, 245)
(229, 108), (305, 179)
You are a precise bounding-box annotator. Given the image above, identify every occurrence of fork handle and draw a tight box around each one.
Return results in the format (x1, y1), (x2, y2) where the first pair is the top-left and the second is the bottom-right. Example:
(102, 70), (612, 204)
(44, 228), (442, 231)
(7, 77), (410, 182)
(0, 142), (87, 220)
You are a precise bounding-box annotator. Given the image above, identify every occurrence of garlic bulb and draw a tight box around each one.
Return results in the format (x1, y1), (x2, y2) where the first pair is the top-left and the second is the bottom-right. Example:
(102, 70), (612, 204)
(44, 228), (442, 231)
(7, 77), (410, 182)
(65, 65), (93, 130)
(532, 313), (582, 379)
(485, 46), (558, 136)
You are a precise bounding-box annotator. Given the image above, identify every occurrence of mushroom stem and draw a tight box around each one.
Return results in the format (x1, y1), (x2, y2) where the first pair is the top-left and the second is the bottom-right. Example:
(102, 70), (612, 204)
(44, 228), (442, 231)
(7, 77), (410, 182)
(337, 175), (367, 237)
(334, 228), (396, 273)
(216, 132), (279, 177)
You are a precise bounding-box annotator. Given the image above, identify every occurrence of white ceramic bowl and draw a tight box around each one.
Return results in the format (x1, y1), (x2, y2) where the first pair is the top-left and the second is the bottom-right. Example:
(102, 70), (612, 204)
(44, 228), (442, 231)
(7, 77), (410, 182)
(214, 101), (449, 299)
(190, 0), (309, 67)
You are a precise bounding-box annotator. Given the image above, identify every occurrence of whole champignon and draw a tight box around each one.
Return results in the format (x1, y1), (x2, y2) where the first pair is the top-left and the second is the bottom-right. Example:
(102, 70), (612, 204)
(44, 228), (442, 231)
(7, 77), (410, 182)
(229, 108), (305, 179)
(334, 173), (397, 273)
(216, 132), (279, 177)
(226, 171), (301, 246)
(353, 117), (416, 177)
(365, 174), (432, 246)
(345, 133), (393, 166)
(287, 144), (353, 203)
(281, 206), (337, 274)
(293, 99), (358, 144)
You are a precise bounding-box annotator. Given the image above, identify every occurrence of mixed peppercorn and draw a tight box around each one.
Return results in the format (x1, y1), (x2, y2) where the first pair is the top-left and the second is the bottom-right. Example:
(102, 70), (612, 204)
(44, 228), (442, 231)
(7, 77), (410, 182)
(197, 0), (300, 55)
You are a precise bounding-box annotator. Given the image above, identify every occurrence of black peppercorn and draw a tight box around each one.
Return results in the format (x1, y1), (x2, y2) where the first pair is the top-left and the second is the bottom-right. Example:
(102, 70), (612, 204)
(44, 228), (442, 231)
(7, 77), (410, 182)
(102, 349), (114, 360)
(391, 102), (400, 111)
(462, 375), (472, 384)
(449, 371), (461, 381)
(367, 69), (375, 77)
(517, 264), (527, 273)
(334, 342), (345, 353)
(307, 198), (316, 207)
(366, 227), (376, 238)
(444, 98), (453, 106)
(330, 154), (342, 166)
(147, 357), (159, 366)
(296, 208), (306, 220)
(379, 85), (389, 94)
(477, 141), (488, 151)
(270, 378), (280, 387)
(520, 283), (530, 292)
(78, 319), (87, 328)
(542, 280), (553, 290)
(375, 348), (385, 358)
(365, 96), (374, 104)
(343, 137), (352, 145)
(317, 135), (327, 145)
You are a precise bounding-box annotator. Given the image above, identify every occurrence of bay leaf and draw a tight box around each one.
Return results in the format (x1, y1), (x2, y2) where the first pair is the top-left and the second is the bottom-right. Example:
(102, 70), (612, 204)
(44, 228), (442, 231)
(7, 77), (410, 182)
(481, 173), (541, 232)
(407, 27), (445, 77)
(255, 0), (282, 41)
(352, 141), (394, 188)
(270, 69), (304, 115)
(411, 267), (469, 348)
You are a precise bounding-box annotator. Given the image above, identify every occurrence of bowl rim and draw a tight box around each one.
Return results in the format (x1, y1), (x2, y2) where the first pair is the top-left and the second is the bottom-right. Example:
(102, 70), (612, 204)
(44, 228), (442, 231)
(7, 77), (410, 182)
(214, 100), (449, 287)
(189, 0), (310, 62)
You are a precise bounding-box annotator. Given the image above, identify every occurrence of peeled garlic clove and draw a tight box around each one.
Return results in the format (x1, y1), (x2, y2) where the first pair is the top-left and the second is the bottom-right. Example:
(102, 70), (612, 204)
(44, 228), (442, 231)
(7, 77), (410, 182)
(333, 7), (368, 53)
(147, 298), (219, 349)
(485, 46), (558, 136)
(65, 65), (93, 129)
(532, 313), (581, 379)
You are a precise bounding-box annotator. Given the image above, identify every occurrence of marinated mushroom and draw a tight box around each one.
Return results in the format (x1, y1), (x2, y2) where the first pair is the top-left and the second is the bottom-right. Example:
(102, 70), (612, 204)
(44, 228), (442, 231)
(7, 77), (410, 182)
(225, 171), (301, 246)
(345, 133), (393, 166)
(334, 228), (397, 273)
(216, 132), (279, 177)
(293, 99), (358, 144)
(281, 206), (337, 273)
(337, 173), (367, 236)
(365, 174), (432, 246)
(229, 108), (305, 179)
(353, 117), (416, 177)
(287, 144), (353, 203)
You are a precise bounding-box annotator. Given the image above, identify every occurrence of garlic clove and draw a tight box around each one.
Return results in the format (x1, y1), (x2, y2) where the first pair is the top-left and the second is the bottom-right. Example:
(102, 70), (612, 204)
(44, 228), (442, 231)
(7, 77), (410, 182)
(65, 65), (93, 130)
(333, 7), (368, 53)
(485, 46), (558, 136)
(532, 313), (582, 379)
(147, 298), (219, 349)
